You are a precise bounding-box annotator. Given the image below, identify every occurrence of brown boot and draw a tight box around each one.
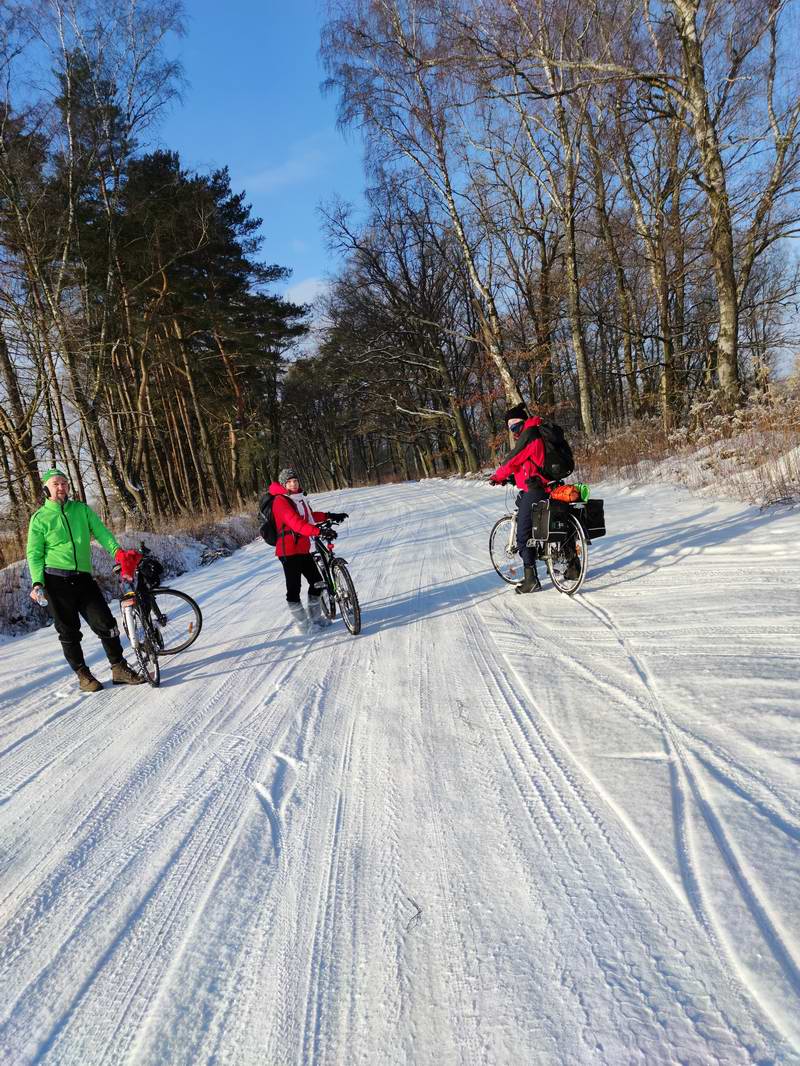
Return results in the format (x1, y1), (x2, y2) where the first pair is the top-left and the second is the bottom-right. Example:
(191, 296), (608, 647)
(111, 660), (144, 685)
(76, 667), (103, 692)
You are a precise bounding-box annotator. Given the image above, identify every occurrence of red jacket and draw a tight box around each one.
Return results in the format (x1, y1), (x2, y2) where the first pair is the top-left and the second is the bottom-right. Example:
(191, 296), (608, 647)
(492, 417), (549, 491)
(269, 482), (328, 558)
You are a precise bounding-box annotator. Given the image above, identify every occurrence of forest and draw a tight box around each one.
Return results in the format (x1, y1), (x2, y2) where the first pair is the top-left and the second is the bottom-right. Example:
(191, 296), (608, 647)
(282, 0), (800, 490)
(2, 0), (799, 533)
(0, 0), (306, 554)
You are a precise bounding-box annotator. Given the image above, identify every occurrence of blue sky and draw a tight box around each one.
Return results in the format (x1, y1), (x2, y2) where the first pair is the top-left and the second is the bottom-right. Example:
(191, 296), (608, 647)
(157, 1), (365, 307)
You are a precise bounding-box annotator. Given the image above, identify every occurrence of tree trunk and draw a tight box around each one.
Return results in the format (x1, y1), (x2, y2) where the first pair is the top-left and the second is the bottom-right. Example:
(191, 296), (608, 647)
(670, 0), (740, 409)
(0, 329), (41, 504)
(535, 237), (557, 410)
(173, 320), (230, 511)
(586, 115), (640, 418)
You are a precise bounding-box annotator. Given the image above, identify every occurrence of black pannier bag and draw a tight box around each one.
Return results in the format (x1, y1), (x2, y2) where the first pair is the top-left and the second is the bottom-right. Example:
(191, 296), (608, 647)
(580, 499), (606, 541)
(531, 499), (570, 543)
(547, 500), (573, 543)
(138, 554), (164, 587)
(531, 499), (551, 543)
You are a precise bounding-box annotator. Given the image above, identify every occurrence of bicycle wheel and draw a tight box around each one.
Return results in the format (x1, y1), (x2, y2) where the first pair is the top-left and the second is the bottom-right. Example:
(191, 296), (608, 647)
(147, 588), (203, 655)
(489, 514), (523, 585)
(546, 514), (588, 596)
(132, 609), (161, 687)
(332, 559), (361, 635)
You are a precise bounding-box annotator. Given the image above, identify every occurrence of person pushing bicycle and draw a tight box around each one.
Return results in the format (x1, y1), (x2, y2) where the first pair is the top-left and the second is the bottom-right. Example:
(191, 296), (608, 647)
(26, 468), (144, 691)
(267, 468), (348, 632)
(488, 404), (551, 594)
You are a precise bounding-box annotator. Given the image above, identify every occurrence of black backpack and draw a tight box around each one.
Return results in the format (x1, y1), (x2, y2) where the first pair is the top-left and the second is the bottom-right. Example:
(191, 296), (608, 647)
(533, 420), (575, 481)
(257, 492), (278, 545)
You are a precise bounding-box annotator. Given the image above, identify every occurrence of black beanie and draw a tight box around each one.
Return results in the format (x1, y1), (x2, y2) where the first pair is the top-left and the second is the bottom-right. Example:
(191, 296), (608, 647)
(504, 403), (528, 423)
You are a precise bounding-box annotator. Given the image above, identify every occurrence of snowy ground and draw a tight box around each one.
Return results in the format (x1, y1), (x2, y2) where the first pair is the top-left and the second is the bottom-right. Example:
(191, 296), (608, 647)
(1, 479), (799, 1065)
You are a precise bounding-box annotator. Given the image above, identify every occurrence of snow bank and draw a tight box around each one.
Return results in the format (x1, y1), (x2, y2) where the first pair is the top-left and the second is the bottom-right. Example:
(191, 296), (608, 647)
(595, 432), (800, 509)
(0, 513), (259, 640)
(435, 423), (800, 511)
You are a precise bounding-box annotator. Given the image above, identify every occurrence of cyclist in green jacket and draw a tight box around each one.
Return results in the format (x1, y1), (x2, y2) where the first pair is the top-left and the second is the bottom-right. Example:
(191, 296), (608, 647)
(26, 469), (143, 692)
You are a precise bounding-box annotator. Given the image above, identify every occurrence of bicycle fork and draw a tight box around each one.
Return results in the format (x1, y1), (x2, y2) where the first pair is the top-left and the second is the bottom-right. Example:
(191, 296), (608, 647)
(121, 590), (144, 648)
(507, 518), (517, 555)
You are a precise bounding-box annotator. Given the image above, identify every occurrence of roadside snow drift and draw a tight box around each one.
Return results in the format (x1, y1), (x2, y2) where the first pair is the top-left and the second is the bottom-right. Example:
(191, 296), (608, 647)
(1, 479), (799, 1065)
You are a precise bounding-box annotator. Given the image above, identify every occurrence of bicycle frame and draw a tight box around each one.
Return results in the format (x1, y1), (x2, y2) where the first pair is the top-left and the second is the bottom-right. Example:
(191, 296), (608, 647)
(119, 575), (157, 644)
(494, 492), (588, 575)
(310, 524), (362, 634)
(312, 535), (348, 595)
(505, 509), (519, 554)
(119, 579), (143, 645)
(120, 572), (153, 631)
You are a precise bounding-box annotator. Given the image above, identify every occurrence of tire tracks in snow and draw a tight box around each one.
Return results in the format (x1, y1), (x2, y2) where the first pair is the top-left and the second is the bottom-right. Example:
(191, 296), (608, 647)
(431, 478), (785, 1060)
(1, 611), (320, 1062)
(131, 516), (400, 1065)
(573, 589), (800, 1049)
(457, 599), (751, 1060)
(292, 522), (408, 1066)
(98, 627), (327, 1065)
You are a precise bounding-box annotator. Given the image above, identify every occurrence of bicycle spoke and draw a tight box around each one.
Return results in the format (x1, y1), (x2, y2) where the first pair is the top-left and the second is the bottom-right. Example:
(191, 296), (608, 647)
(147, 589), (202, 654)
(489, 514), (523, 585)
(333, 560), (361, 635)
(546, 514), (588, 596)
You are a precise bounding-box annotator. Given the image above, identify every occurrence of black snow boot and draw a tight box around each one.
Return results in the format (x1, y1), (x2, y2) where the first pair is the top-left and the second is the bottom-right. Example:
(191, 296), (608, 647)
(564, 556), (581, 581)
(515, 566), (541, 594)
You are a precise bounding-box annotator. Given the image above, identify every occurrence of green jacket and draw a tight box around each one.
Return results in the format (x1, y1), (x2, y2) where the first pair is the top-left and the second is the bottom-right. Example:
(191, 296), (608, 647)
(26, 498), (120, 587)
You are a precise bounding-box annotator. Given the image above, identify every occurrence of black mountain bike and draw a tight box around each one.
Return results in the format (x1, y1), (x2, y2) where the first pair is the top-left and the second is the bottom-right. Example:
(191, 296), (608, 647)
(312, 521), (361, 635)
(117, 544), (203, 686)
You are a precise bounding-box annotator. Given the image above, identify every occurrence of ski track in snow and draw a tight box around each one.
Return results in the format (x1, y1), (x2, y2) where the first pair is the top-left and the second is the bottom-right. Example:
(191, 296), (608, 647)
(1, 478), (799, 1065)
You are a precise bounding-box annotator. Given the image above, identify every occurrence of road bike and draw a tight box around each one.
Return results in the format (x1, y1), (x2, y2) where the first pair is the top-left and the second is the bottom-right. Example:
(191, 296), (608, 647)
(117, 544), (203, 686)
(312, 521), (362, 635)
(489, 483), (590, 596)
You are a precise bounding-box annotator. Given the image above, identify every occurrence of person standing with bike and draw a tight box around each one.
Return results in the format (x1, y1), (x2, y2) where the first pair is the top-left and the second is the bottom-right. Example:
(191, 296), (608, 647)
(488, 405), (550, 594)
(26, 469), (144, 691)
(268, 468), (348, 632)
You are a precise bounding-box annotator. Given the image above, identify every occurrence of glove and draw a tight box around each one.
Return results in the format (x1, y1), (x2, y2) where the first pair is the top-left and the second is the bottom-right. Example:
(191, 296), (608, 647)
(327, 512), (349, 522)
(489, 475), (501, 485)
(115, 548), (142, 581)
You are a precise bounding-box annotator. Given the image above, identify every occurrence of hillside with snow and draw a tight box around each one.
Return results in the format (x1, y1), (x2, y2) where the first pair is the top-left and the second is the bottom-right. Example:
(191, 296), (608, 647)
(1, 479), (799, 1065)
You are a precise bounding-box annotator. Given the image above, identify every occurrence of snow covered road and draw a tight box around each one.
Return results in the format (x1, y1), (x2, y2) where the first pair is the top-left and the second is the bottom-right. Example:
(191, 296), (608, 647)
(1, 479), (799, 1065)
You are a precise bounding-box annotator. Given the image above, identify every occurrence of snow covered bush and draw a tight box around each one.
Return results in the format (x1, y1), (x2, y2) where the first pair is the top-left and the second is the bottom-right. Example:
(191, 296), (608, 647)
(574, 387), (800, 507)
(0, 560), (46, 638)
(0, 512), (260, 640)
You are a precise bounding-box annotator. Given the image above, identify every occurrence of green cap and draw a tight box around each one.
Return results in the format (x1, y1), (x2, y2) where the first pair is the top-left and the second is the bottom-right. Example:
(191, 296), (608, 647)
(42, 467), (69, 482)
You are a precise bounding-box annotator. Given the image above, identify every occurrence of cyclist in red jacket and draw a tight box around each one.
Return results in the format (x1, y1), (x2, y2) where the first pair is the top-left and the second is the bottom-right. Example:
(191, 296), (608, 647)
(489, 404), (549, 593)
(269, 468), (348, 631)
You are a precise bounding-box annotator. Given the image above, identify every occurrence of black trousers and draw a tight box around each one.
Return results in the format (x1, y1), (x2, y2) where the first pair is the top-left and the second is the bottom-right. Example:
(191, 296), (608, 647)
(280, 555), (324, 603)
(44, 572), (124, 672)
(516, 482), (548, 566)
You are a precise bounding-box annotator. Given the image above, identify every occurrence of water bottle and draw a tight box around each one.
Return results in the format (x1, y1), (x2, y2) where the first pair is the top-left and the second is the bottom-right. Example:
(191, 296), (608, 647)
(33, 587), (48, 607)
